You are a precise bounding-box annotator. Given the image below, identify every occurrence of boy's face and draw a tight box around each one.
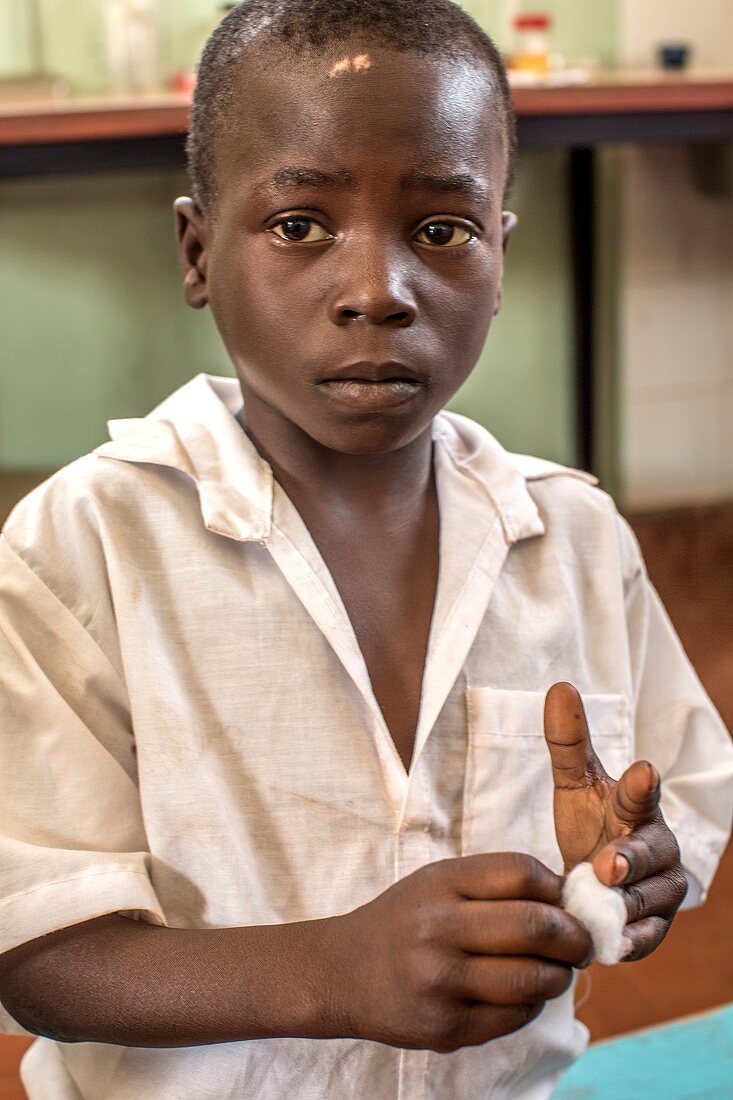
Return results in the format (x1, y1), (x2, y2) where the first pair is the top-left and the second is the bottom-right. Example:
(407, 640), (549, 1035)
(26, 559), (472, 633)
(177, 44), (515, 455)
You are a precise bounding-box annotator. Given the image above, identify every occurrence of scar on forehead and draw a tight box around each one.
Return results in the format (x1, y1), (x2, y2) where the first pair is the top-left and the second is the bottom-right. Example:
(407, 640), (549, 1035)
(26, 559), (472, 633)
(329, 53), (373, 78)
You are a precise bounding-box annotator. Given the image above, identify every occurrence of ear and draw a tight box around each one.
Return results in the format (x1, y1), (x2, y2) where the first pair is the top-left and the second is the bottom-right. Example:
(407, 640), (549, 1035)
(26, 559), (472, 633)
(174, 197), (210, 310)
(493, 210), (518, 317)
(502, 210), (518, 253)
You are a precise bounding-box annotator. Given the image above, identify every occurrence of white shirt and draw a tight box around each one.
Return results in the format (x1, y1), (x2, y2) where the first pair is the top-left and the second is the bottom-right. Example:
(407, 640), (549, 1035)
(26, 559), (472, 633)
(1, 374), (731, 1100)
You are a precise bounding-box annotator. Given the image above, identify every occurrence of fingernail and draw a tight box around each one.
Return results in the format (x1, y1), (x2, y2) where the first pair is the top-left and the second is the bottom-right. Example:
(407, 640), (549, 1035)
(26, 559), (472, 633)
(612, 855), (629, 885)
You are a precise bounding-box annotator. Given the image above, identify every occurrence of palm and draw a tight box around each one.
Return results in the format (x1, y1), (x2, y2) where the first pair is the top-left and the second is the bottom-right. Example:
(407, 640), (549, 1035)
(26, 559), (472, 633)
(544, 683), (657, 875)
(553, 772), (631, 871)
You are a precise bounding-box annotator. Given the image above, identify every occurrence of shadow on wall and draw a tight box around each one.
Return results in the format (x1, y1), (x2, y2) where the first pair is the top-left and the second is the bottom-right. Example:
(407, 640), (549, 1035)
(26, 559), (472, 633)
(0, 169), (231, 470)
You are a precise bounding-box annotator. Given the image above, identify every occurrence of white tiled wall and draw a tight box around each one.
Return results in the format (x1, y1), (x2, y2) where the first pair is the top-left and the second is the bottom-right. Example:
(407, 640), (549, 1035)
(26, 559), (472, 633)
(618, 2), (733, 509)
(619, 0), (733, 71)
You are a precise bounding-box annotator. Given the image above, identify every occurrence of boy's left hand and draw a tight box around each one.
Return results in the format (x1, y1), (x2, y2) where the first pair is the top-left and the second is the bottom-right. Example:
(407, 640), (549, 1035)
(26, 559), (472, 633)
(543, 681), (688, 962)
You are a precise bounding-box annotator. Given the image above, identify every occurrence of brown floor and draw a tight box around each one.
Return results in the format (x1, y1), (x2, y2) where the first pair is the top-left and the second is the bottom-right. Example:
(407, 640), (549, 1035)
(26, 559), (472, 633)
(577, 501), (733, 1040)
(0, 476), (731, 1093)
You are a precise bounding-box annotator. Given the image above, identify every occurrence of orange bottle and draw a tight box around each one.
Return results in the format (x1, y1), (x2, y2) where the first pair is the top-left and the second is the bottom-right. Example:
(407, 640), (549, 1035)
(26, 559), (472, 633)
(512, 13), (552, 77)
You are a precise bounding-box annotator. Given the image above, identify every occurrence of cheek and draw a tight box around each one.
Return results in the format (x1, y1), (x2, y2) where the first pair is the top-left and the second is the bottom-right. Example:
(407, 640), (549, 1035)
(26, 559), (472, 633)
(209, 243), (318, 353)
(426, 249), (503, 347)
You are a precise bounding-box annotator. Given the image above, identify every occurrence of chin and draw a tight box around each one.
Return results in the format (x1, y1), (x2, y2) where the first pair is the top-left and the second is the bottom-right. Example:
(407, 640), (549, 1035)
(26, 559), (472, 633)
(307, 414), (434, 456)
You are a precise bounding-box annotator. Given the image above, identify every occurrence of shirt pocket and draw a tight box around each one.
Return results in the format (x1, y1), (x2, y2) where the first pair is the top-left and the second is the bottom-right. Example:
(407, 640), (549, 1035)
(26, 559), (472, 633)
(461, 687), (632, 873)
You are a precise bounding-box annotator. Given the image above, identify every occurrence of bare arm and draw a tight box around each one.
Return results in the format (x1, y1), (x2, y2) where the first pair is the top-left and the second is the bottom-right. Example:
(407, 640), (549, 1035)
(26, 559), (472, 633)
(0, 854), (591, 1052)
(0, 913), (341, 1047)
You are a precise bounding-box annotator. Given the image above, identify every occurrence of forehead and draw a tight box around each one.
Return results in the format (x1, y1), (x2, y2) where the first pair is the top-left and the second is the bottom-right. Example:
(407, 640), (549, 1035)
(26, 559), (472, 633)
(214, 44), (507, 199)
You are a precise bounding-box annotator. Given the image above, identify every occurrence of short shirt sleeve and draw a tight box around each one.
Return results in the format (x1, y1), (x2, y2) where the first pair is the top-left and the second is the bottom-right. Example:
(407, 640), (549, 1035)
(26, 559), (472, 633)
(616, 512), (733, 904)
(0, 534), (166, 1033)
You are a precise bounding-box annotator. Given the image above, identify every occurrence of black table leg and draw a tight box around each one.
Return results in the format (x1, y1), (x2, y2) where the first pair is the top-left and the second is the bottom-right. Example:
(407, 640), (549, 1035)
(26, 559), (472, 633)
(569, 145), (596, 473)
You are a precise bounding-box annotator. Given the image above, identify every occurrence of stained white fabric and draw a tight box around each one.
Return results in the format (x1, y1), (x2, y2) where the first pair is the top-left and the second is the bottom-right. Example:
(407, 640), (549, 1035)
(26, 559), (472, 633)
(562, 863), (630, 965)
(1, 373), (731, 1100)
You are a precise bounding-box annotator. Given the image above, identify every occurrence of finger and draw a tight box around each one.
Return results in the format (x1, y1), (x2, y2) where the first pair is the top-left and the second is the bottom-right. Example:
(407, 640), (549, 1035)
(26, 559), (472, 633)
(621, 916), (671, 962)
(456, 901), (592, 968)
(456, 955), (573, 1006)
(459, 1003), (544, 1048)
(592, 817), (679, 886)
(611, 760), (661, 831)
(620, 868), (689, 923)
(450, 853), (563, 906)
(543, 682), (603, 788)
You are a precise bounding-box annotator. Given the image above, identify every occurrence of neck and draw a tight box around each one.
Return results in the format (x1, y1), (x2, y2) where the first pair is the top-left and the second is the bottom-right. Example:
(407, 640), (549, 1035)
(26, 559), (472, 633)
(237, 393), (435, 525)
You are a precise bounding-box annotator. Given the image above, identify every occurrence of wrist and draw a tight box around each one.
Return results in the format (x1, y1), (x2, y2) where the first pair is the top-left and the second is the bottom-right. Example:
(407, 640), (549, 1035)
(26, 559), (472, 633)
(261, 914), (355, 1041)
(304, 912), (357, 1040)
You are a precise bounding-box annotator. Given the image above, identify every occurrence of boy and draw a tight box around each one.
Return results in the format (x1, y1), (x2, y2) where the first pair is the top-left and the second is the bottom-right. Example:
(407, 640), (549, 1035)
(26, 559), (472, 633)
(0, 1), (731, 1096)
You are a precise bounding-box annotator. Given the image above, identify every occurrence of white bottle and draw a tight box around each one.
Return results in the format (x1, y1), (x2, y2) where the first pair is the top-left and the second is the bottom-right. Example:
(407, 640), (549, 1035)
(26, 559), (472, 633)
(105, 0), (160, 94)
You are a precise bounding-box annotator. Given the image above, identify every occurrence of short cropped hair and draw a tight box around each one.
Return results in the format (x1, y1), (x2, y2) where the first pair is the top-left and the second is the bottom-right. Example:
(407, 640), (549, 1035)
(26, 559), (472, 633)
(187, 0), (516, 213)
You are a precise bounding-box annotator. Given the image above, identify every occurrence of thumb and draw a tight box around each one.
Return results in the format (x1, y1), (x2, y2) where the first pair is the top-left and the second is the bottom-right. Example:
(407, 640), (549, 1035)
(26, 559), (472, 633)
(543, 682), (603, 788)
(611, 760), (661, 829)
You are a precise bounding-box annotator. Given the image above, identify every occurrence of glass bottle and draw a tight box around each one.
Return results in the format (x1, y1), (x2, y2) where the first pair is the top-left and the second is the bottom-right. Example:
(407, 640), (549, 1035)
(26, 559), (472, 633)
(104, 0), (160, 94)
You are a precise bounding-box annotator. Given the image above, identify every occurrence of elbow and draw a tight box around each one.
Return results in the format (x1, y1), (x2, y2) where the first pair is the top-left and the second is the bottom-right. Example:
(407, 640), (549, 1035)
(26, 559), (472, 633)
(0, 959), (82, 1044)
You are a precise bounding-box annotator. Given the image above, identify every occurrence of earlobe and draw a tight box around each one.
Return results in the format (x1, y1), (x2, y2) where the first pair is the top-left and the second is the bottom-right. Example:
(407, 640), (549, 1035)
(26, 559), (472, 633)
(494, 212), (518, 316)
(174, 196), (210, 310)
(501, 210), (518, 253)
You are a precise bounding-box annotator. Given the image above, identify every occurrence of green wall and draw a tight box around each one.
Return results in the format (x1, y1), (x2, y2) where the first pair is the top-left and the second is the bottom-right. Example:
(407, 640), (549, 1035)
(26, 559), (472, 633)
(0, 0), (618, 471)
(450, 1), (618, 464)
(0, 1), (225, 88)
(449, 150), (573, 460)
(0, 171), (228, 468)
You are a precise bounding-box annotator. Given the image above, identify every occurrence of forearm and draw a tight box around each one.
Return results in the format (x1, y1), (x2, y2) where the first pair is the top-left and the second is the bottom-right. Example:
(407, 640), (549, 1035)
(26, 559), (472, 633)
(0, 913), (343, 1047)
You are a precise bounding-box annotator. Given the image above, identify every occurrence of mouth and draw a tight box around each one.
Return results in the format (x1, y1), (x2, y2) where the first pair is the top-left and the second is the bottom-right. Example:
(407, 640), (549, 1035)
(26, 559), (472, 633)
(317, 361), (426, 411)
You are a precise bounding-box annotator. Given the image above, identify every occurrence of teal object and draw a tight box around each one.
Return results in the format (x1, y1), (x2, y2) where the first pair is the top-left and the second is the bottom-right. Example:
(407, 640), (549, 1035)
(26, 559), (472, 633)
(553, 1004), (733, 1099)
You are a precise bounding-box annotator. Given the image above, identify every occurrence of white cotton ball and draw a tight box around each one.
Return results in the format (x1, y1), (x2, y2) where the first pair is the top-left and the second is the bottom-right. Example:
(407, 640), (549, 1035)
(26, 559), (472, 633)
(561, 862), (632, 966)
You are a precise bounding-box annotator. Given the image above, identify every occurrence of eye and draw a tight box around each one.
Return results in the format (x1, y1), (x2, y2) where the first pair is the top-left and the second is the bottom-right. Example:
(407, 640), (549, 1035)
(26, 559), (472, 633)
(415, 221), (473, 248)
(270, 216), (332, 243)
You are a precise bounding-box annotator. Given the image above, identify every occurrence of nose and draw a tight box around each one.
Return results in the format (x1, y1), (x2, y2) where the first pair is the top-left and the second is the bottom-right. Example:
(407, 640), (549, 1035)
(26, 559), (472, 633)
(328, 244), (417, 328)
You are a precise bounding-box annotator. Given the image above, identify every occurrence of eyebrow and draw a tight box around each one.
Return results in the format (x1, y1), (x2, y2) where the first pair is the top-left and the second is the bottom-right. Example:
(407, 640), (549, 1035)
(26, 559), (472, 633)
(254, 166), (356, 195)
(254, 165), (491, 203)
(401, 171), (492, 203)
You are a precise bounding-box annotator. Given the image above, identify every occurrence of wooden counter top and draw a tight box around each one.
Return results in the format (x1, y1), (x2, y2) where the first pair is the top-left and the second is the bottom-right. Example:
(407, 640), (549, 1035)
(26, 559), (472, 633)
(512, 71), (733, 116)
(2, 73), (733, 147)
(0, 92), (192, 146)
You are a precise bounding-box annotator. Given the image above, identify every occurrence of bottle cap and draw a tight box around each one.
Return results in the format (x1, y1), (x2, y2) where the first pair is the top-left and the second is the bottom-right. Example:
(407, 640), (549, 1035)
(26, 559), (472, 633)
(514, 13), (552, 30)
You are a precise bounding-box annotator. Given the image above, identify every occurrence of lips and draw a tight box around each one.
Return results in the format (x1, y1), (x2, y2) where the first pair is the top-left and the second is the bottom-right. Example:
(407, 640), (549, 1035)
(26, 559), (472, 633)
(316, 364), (424, 412)
(319, 360), (425, 384)
(315, 361), (427, 411)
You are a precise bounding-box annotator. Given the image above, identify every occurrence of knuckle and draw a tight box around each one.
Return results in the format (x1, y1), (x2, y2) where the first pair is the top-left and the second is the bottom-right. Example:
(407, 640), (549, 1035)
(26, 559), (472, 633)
(551, 964), (573, 998)
(513, 1003), (543, 1032)
(652, 915), (671, 946)
(529, 958), (570, 1002)
(625, 882), (645, 922)
(471, 1005), (539, 1047)
(521, 904), (543, 944)
(508, 853), (543, 896)
(669, 867), (688, 907)
(416, 953), (460, 999)
(412, 901), (450, 950)
(623, 916), (669, 963)
(415, 859), (448, 890)
(535, 904), (564, 947)
(508, 958), (545, 1004)
(423, 1005), (466, 1054)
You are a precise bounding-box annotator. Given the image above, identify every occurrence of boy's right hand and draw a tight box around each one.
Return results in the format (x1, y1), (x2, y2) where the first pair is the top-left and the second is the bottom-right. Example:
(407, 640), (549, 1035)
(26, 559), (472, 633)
(326, 852), (591, 1054)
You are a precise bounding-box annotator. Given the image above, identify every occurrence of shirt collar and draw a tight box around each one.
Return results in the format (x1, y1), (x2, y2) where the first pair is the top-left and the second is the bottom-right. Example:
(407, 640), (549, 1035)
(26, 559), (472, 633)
(431, 411), (546, 544)
(95, 373), (554, 547)
(95, 374), (273, 542)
